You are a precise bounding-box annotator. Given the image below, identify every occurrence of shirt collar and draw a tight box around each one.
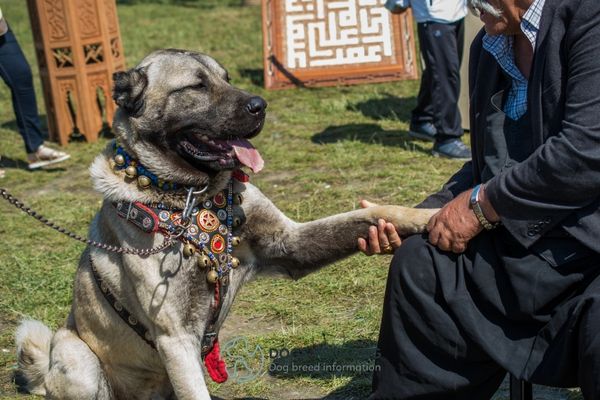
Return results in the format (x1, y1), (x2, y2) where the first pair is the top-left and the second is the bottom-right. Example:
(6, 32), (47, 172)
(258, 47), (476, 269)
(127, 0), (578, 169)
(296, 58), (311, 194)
(521, 0), (545, 48)
(482, 0), (546, 49)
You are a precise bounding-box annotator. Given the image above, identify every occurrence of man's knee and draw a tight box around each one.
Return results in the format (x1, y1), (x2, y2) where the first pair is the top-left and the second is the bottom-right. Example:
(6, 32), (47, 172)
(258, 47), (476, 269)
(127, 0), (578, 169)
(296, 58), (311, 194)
(388, 234), (437, 294)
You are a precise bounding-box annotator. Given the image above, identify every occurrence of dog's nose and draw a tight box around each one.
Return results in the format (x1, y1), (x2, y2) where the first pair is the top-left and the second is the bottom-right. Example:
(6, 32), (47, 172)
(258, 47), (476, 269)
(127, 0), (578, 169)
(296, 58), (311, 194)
(245, 96), (267, 115)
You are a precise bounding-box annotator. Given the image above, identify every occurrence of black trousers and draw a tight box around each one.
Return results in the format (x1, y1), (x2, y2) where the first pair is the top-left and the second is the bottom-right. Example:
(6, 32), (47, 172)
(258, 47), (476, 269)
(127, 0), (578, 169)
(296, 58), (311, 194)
(0, 28), (45, 153)
(370, 229), (600, 399)
(411, 20), (464, 139)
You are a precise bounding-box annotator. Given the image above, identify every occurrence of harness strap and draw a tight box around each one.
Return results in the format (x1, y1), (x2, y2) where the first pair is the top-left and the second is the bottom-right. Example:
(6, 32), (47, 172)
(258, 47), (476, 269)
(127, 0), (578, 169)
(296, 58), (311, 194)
(89, 255), (225, 360)
(90, 255), (156, 349)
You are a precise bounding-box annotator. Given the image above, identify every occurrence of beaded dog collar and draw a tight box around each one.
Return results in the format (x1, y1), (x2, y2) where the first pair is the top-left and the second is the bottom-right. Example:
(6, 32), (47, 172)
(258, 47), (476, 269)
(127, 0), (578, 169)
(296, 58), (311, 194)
(113, 143), (180, 191)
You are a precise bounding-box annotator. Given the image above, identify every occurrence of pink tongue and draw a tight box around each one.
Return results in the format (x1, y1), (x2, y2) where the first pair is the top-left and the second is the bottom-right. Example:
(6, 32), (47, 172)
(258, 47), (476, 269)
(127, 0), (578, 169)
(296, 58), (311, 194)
(230, 139), (264, 173)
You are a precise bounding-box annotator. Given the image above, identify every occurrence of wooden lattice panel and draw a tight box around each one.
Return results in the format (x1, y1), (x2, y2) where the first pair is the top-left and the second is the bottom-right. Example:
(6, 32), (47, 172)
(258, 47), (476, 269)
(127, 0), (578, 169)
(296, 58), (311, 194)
(262, 0), (418, 89)
(26, 0), (126, 145)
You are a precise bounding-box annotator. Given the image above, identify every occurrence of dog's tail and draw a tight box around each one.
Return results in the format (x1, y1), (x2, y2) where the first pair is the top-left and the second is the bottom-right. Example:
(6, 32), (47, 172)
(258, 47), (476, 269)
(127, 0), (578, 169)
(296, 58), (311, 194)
(15, 319), (53, 396)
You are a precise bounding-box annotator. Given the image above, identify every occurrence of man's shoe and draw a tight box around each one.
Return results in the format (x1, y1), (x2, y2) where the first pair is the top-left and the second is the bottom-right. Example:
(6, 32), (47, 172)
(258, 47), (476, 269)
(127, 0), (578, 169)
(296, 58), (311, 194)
(409, 122), (437, 142)
(27, 145), (70, 169)
(432, 139), (471, 160)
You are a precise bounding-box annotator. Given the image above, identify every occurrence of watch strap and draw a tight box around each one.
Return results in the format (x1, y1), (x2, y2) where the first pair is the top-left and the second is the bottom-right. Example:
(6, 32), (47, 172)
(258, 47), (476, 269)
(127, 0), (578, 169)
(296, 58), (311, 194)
(470, 185), (498, 230)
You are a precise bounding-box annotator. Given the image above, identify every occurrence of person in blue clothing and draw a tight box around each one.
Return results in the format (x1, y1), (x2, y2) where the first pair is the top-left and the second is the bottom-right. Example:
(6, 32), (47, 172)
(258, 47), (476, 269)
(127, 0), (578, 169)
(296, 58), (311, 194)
(0, 7), (69, 178)
(386, 0), (470, 160)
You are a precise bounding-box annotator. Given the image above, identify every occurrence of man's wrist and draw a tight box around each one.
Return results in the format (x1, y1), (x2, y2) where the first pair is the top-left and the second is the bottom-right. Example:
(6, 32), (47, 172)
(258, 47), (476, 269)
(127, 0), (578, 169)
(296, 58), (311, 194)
(470, 185), (499, 230)
(478, 184), (500, 223)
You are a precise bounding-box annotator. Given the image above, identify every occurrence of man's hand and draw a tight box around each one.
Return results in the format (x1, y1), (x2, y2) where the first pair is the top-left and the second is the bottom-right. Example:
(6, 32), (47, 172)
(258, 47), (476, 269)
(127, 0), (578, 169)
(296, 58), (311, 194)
(427, 190), (483, 253)
(357, 200), (403, 256)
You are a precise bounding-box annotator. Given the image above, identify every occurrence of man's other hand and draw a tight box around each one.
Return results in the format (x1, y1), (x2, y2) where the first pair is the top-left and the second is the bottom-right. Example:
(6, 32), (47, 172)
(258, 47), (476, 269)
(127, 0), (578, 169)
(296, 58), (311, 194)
(427, 190), (482, 253)
(357, 200), (403, 256)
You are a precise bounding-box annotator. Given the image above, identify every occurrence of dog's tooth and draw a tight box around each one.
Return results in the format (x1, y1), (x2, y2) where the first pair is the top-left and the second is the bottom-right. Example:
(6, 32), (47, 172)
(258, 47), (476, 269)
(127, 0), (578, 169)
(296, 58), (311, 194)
(218, 159), (227, 165)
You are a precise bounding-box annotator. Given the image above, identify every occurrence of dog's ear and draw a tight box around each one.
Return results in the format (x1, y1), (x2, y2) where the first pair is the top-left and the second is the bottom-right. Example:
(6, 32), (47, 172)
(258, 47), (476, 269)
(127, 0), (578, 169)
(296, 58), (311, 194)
(112, 68), (148, 117)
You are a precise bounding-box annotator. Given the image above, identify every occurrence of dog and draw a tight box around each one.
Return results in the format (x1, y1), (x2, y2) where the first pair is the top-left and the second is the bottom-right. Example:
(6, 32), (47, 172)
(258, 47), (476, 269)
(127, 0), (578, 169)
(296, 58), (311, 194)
(15, 49), (436, 400)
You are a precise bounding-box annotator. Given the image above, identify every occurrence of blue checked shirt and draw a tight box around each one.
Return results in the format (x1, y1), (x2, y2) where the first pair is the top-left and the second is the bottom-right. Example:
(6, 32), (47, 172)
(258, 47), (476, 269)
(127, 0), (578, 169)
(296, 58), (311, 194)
(482, 0), (546, 120)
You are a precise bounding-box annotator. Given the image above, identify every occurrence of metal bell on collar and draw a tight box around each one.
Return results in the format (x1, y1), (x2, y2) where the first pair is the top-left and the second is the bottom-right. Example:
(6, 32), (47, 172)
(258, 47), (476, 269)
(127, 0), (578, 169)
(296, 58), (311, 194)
(183, 243), (196, 258)
(114, 154), (126, 166)
(231, 257), (240, 269)
(206, 269), (219, 284)
(125, 165), (137, 178)
(231, 236), (241, 247)
(197, 254), (211, 269)
(137, 175), (152, 189)
(233, 193), (243, 205)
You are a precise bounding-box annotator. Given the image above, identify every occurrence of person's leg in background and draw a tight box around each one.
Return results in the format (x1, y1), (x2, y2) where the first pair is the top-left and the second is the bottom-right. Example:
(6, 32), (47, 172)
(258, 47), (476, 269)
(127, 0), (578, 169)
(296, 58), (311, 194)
(409, 24), (437, 141)
(410, 19), (470, 160)
(0, 27), (69, 173)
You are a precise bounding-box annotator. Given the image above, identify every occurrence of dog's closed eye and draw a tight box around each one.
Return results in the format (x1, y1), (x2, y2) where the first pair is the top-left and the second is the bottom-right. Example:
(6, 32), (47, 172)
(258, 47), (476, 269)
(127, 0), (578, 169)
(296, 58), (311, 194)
(169, 81), (205, 95)
(188, 81), (206, 90)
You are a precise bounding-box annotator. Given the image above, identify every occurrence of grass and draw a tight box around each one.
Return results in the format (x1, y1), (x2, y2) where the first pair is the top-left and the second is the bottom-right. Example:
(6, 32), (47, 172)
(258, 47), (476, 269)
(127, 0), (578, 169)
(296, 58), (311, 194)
(0, 1), (582, 399)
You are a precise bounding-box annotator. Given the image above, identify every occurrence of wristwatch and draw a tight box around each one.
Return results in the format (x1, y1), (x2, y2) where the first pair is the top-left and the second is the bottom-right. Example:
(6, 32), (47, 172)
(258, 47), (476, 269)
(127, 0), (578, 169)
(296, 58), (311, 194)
(470, 184), (499, 230)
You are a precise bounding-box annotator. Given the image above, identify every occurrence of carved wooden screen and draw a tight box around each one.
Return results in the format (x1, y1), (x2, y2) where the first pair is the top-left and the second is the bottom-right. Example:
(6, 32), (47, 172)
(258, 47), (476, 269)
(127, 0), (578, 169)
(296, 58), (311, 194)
(262, 0), (417, 89)
(26, 0), (125, 145)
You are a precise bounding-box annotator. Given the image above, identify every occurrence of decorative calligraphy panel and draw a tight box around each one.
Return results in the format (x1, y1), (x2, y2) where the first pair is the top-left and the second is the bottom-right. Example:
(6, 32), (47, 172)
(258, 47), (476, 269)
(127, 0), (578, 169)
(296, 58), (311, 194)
(263, 0), (417, 89)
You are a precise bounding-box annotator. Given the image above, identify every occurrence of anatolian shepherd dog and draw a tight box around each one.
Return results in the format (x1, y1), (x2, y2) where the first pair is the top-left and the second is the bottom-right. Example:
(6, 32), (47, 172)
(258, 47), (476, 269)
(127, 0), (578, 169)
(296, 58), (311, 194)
(15, 49), (436, 400)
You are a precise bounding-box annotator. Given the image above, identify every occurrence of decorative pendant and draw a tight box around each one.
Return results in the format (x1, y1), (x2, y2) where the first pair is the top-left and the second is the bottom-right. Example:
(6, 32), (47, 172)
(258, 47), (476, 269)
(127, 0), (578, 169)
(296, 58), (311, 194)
(148, 178), (242, 284)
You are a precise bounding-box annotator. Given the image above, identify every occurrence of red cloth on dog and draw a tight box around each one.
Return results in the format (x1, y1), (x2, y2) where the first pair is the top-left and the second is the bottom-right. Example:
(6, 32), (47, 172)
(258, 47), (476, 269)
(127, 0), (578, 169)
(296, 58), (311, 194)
(204, 340), (228, 383)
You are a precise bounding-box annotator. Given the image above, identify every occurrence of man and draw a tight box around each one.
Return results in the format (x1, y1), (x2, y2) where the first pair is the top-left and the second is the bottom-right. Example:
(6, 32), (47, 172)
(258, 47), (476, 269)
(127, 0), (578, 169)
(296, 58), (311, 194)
(387, 0), (470, 159)
(361, 0), (600, 397)
(0, 6), (70, 178)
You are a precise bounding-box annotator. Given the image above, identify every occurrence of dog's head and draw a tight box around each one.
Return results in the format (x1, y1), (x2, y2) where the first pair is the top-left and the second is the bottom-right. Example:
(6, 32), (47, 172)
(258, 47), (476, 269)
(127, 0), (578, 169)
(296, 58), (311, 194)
(111, 49), (266, 187)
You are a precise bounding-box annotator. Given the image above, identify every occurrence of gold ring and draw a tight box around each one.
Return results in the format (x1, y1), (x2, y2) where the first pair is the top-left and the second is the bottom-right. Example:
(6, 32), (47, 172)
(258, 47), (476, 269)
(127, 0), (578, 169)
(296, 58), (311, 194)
(382, 244), (394, 254)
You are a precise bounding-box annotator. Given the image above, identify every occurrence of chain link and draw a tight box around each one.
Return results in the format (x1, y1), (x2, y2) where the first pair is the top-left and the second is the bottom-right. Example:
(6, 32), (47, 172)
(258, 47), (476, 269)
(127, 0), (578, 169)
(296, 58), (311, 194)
(0, 188), (176, 256)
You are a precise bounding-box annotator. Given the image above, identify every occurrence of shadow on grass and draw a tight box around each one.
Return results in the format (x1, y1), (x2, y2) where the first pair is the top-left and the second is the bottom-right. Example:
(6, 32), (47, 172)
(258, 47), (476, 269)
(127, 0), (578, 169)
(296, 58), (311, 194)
(0, 156), (66, 173)
(239, 68), (264, 87)
(347, 93), (416, 122)
(268, 339), (377, 399)
(1, 116), (49, 135)
(312, 123), (430, 155)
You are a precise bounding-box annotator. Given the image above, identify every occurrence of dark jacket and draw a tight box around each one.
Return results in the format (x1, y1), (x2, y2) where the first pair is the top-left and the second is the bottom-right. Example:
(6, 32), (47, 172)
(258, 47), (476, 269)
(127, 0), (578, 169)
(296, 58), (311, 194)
(419, 0), (600, 253)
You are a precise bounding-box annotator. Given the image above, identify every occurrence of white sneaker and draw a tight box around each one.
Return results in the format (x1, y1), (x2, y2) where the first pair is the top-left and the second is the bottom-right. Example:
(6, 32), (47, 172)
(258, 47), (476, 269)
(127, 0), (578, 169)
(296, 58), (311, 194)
(27, 145), (70, 170)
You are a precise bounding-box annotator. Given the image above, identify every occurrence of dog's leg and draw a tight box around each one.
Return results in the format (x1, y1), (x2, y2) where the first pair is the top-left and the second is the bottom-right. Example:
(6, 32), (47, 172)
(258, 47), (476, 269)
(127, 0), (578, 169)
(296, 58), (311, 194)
(245, 186), (438, 278)
(44, 327), (112, 400)
(156, 334), (211, 400)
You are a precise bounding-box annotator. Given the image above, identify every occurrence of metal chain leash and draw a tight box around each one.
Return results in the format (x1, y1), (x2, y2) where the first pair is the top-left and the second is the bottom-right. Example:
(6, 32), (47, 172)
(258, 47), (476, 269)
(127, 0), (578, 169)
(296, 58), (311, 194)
(0, 187), (176, 256)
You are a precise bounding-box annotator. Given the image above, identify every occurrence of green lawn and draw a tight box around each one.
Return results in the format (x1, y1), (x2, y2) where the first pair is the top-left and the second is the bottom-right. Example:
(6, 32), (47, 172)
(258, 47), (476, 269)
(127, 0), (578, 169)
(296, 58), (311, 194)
(0, 1), (581, 399)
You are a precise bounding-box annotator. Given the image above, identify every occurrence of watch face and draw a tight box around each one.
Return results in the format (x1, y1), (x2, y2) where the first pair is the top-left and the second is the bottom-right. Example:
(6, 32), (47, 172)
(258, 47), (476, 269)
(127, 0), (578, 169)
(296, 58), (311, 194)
(470, 185), (480, 205)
